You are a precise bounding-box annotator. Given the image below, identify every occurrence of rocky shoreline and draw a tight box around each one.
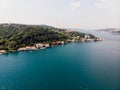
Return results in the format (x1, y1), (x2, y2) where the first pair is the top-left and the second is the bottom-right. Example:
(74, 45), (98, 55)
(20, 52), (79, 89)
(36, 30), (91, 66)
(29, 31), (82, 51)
(0, 37), (102, 55)
(0, 23), (102, 55)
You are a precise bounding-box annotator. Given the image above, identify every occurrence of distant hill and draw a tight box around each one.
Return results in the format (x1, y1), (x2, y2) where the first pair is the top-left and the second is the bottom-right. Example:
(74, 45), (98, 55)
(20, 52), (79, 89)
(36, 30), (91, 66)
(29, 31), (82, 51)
(97, 28), (120, 35)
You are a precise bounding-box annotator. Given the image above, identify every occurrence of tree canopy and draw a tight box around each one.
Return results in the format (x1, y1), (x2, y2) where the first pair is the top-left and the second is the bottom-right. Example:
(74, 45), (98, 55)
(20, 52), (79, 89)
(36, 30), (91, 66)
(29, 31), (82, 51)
(0, 23), (95, 51)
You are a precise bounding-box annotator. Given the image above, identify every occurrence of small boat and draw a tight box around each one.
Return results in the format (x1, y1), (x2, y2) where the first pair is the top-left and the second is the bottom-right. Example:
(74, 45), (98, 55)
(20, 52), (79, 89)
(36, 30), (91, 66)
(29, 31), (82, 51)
(40, 47), (46, 49)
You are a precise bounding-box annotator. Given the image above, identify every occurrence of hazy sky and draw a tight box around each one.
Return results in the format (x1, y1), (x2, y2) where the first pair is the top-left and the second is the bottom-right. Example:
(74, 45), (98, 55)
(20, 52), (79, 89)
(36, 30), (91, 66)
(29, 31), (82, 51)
(0, 0), (120, 29)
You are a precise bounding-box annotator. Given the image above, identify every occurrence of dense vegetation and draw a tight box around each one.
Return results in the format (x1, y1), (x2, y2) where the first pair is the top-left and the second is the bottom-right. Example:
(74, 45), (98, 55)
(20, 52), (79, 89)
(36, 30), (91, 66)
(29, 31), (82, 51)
(0, 23), (95, 51)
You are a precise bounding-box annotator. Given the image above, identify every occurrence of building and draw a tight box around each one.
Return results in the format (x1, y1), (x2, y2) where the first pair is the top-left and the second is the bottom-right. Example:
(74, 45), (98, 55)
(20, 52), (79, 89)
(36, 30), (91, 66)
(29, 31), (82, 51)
(36, 43), (44, 48)
(0, 50), (7, 54)
(84, 35), (90, 39)
(18, 46), (37, 51)
(36, 43), (50, 48)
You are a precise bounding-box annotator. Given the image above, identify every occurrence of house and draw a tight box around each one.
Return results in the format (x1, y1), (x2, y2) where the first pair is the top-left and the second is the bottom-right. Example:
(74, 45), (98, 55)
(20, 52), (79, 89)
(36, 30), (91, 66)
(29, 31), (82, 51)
(77, 36), (80, 38)
(36, 43), (50, 48)
(87, 39), (95, 42)
(26, 46), (31, 50)
(36, 43), (44, 48)
(18, 47), (26, 51)
(61, 41), (65, 44)
(0, 50), (7, 54)
(30, 46), (38, 50)
(50, 41), (65, 46)
(84, 35), (90, 39)
(18, 46), (37, 51)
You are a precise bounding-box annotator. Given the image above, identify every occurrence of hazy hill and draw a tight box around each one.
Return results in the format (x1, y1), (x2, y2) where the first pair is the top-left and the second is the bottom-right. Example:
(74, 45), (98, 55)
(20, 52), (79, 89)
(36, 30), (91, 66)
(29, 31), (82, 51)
(97, 28), (120, 35)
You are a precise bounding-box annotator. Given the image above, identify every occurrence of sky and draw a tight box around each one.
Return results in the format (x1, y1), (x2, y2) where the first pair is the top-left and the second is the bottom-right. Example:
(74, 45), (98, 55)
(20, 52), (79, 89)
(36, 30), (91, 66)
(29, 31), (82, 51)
(0, 0), (120, 29)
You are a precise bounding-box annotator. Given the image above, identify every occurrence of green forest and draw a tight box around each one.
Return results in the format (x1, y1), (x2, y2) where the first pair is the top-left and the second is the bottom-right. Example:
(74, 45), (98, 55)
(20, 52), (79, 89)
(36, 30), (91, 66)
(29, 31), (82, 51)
(0, 23), (95, 51)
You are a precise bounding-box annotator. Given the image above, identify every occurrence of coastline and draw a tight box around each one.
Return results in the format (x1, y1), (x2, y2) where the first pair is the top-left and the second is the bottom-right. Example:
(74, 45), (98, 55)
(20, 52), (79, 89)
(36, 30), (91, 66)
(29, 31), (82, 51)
(0, 23), (102, 55)
(0, 38), (102, 55)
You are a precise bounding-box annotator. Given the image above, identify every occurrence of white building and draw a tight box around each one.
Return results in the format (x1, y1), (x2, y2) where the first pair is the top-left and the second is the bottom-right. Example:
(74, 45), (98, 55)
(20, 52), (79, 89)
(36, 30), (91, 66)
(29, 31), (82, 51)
(0, 50), (7, 54)
(85, 35), (90, 39)
(36, 43), (44, 48)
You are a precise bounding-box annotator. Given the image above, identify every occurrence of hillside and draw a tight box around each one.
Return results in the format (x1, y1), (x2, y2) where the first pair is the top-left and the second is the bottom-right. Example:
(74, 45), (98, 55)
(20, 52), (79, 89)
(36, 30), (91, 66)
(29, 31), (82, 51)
(0, 23), (97, 51)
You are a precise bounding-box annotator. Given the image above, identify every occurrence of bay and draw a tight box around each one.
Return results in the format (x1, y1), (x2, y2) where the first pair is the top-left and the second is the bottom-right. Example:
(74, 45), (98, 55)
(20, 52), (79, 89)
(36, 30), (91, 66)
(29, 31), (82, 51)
(0, 31), (120, 90)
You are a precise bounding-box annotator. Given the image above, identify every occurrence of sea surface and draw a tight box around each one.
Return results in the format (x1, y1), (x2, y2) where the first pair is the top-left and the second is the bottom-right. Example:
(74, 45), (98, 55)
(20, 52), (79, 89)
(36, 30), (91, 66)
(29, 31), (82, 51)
(0, 31), (120, 90)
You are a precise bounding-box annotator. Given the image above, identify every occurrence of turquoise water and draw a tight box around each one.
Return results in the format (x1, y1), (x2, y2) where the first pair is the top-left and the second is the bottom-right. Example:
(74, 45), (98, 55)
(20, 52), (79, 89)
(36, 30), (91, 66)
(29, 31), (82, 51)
(0, 31), (120, 90)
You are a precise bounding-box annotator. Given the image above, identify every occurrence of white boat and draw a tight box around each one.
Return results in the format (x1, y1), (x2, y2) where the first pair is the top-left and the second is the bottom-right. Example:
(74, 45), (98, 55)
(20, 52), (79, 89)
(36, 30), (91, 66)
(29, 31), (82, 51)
(40, 47), (46, 49)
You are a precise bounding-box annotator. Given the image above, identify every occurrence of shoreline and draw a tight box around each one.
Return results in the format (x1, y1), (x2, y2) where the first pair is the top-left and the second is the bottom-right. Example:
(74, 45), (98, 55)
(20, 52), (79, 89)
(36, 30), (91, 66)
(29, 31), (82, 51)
(0, 23), (102, 55)
(0, 39), (102, 55)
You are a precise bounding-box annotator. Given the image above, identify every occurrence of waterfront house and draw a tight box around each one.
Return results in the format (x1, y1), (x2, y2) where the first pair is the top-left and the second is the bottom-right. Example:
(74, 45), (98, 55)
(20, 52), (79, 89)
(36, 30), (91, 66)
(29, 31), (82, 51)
(18, 46), (37, 51)
(51, 41), (65, 46)
(30, 46), (38, 50)
(36, 43), (44, 48)
(18, 47), (26, 51)
(87, 39), (95, 42)
(61, 41), (65, 44)
(0, 50), (7, 54)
